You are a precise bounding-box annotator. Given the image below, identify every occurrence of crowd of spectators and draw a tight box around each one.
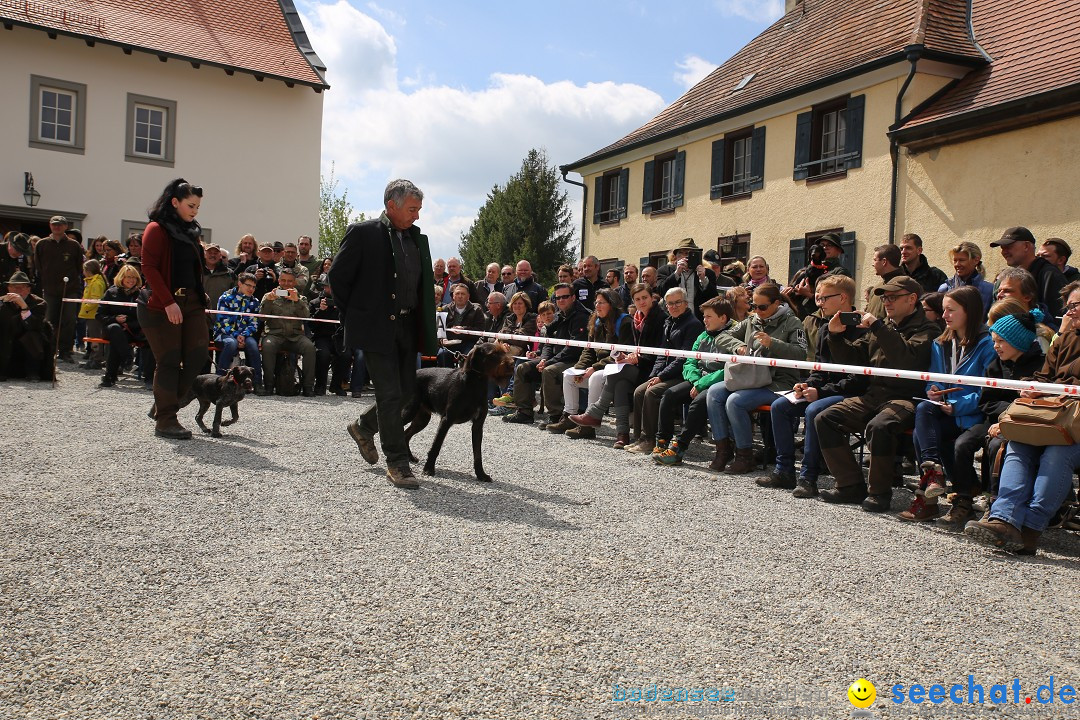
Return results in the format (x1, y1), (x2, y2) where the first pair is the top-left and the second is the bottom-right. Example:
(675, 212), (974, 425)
(2, 222), (1079, 554)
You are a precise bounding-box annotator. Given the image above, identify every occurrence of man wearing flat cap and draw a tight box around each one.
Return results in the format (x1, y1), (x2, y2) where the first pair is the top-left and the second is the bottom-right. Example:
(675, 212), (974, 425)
(784, 232), (850, 318)
(34, 215), (83, 363)
(0, 233), (33, 295)
(0, 271), (51, 382)
(814, 276), (938, 513)
(656, 237), (718, 318)
(992, 226), (1066, 328)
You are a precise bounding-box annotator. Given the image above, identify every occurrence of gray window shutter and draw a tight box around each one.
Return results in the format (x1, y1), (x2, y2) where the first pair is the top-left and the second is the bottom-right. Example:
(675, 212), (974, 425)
(593, 176), (603, 224)
(639, 256), (651, 269)
(710, 138), (725, 200)
(750, 126), (766, 191)
(845, 95), (865, 169)
(840, 231), (857, 279)
(641, 160), (655, 214)
(672, 150), (686, 208)
(617, 168), (629, 219)
(788, 238), (806, 283)
(793, 111), (812, 180)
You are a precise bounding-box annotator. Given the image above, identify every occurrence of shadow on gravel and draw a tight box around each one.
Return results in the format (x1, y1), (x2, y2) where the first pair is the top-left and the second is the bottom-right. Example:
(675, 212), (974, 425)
(169, 437), (289, 472)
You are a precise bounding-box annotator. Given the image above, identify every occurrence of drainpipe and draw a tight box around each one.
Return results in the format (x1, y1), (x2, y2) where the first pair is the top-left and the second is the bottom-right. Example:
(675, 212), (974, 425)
(889, 45), (921, 245)
(561, 170), (587, 259)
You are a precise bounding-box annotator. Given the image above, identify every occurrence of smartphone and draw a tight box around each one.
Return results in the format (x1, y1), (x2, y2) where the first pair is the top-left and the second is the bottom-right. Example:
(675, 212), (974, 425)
(839, 311), (862, 326)
(275, 289), (289, 297)
(687, 248), (703, 269)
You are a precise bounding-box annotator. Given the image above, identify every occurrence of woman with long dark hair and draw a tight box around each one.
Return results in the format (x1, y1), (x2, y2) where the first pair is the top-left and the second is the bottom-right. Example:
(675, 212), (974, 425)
(137, 178), (208, 439)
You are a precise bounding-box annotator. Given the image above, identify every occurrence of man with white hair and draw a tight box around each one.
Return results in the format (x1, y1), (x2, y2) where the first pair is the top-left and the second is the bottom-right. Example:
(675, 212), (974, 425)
(440, 256), (476, 305)
(475, 262), (505, 304)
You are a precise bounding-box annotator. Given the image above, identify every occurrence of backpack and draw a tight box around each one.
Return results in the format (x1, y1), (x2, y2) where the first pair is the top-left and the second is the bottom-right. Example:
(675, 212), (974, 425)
(274, 353), (300, 396)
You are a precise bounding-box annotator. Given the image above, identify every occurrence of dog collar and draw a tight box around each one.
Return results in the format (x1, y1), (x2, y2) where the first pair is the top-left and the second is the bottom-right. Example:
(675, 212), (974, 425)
(230, 375), (242, 386)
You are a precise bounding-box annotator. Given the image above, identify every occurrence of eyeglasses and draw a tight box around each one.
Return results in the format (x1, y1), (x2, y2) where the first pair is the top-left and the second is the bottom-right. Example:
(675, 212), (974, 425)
(667, 299), (687, 307)
(753, 303), (774, 311)
(881, 293), (912, 303)
(1065, 301), (1080, 314)
(815, 293), (841, 304)
(502, 271), (514, 276)
(554, 294), (573, 301)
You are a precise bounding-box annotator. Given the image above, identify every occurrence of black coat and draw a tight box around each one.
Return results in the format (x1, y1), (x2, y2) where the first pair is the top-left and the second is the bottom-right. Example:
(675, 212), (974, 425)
(632, 306), (666, 379)
(98, 285), (143, 338)
(309, 291), (340, 340)
(571, 276), (605, 310)
(659, 268), (719, 318)
(649, 311), (705, 382)
(548, 300), (590, 365)
(805, 311), (868, 397)
(978, 345), (1046, 421)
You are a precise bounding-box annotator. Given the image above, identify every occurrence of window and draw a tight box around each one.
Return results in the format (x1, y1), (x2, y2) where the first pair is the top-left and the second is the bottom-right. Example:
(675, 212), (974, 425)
(642, 150), (685, 214)
(592, 168), (628, 224)
(793, 95), (865, 180)
(29, 76), (87, 154)
(710, 126), (766, 200)
(125, 94), (177, 167)
(717, 234), (750, 268)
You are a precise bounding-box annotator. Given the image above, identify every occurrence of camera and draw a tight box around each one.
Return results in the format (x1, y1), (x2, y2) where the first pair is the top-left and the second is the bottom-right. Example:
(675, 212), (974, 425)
(838, 311), (862, 326)
(275, 288), (289, 297)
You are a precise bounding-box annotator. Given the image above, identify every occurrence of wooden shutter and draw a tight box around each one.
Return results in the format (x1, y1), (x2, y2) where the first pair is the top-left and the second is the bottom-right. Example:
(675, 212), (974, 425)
(840, 231), (857, 279)
(793, 111), (812, 180)
(845, 95), (865, 169)
(592, 176), (603, 224)
(617, 168), (629, 219)
(710, 138), (725, 200)
(750, 126), (766, 191)
(788, 237), (806, 283)
(641, 160), (655, 214)
(672, 150), (686, 209)
(639, 256), (651, 269)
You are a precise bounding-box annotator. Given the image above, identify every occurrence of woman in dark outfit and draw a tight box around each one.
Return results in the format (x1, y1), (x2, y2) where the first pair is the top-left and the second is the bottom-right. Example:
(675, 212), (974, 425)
(137, 179), (208, 439)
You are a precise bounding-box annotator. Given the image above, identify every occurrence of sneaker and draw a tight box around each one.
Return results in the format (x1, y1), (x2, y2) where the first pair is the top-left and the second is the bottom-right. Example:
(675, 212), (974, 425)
(492, 393), (513, 407)
(654, 441), (684, 465)
(650, 439), (669, 457)
(920, 461), (947, 499)
(488, 405), (512, 416)
(503, 411), (535, 424)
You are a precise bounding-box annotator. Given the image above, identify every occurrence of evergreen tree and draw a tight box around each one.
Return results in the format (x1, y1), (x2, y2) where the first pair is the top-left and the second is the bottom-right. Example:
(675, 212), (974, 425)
(459, 149), (574, 287)
(318, 163), (364, 258)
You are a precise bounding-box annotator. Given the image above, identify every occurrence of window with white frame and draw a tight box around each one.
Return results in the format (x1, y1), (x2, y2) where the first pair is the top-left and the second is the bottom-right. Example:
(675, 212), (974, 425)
(125, 94), (177, 167)
(29, 76), (87, 154)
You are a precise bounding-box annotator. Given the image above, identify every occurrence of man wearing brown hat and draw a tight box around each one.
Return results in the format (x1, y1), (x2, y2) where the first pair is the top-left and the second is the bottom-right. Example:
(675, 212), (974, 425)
(34, 215), (83, 363)
(814, 276), (938, 512)
(784, 232), (850, 318)
(991, 226), (1066, 328)
(0, 271), (51, 382)
(244, 243), (280, 299)
(0, 233), (33, 294)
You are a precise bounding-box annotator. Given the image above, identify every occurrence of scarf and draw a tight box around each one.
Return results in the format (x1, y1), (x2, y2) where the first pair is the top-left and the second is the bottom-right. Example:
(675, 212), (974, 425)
(634, 309), (646, 333)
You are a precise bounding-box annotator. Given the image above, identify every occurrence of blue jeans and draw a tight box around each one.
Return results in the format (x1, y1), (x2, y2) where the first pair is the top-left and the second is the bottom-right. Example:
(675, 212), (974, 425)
(351, 349), (368, 388)
(913, 401), (985, 496)
(707, 385), (780, 449)
(992, 441), (1080, 532)
(217, 335), (262, 385)
(771, 393), (844, 478)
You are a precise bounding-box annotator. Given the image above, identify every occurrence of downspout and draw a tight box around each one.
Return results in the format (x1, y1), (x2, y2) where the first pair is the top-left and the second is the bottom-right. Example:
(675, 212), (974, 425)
(561, 170), (587, 259)
(967, 0), (993, 62)
(889, 46), (921, 245)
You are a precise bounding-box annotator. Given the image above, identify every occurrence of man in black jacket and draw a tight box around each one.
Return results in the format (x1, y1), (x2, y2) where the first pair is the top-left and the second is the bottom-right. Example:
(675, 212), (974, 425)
(0, 233), (32, 295)
(626, 287), (704, 453)
(329, 179), (437, 489)
(899, 233), (948, 293)
(571, 255), (605, 310)
(992, 226), (1066, 329)
(507, 260), (548, 310)
(245, 244), (279, 299)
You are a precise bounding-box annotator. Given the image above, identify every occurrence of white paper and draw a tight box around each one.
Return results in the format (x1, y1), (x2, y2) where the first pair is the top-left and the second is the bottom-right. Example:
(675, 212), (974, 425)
(436, 312), (448, 339)
(563, 367), (587, 376)
(780, 390), (808, 404)
(915, 396), (948, 407)
(603, 362), (628, 377)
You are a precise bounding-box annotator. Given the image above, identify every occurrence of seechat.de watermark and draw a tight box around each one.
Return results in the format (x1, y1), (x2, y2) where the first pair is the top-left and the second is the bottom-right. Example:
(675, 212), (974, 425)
(889, 675), (1077, 706)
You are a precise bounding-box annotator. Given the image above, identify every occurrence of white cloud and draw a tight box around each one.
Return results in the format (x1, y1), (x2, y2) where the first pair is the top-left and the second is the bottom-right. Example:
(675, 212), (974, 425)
(674, 55), (719, 91)
(300, 1), (666, 260)
(366, 1), (404, 26)
(715, 0), (785, 23)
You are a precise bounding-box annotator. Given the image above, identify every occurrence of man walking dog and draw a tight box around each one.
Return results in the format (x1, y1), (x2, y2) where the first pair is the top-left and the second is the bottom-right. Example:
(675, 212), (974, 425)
(329, 179), (437, 489)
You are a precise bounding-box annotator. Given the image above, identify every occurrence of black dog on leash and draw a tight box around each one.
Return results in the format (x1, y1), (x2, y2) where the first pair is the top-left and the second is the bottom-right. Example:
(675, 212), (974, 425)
(402, 341), (515, 482)
(181, 366), (256, 437)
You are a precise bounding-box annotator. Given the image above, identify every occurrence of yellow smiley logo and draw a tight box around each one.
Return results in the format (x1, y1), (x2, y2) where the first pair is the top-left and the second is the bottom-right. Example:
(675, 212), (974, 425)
(848, 678), (876, 709)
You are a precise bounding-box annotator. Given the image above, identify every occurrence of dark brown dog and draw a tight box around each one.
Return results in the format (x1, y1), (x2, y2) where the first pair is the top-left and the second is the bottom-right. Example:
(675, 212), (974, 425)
(181, 366), (256, 437)
(402, 341), (515, 482)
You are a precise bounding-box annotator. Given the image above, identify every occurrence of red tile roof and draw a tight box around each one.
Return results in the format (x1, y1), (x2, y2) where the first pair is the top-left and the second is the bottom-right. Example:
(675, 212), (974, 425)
(0, 0), (328, 90)
(565, 0), (984, 170)
(897, 0), (1080, 135)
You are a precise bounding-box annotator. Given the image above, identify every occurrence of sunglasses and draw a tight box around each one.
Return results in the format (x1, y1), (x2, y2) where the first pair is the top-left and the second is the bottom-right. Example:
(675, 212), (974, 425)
(753, 302), (774, 311)
(554, 294), (573, 301)
(881, 293), (912, 303)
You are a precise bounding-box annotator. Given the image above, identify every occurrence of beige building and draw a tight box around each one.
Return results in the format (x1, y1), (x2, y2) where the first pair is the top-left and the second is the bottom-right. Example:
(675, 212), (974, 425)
(563, 0), (1080, 293)
(0, 0), (327, 249)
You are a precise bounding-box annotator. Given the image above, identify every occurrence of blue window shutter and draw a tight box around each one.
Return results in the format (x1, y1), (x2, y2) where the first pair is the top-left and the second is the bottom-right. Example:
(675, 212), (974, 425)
(750, 126), (766, 191)
(593, 176), (603, 224)
(617, 168), (629, 219)
(840, 231), (857, 279)
(639, 255), (651, 269)
(793, 111), (812, 180)
(641, 160), (655, 214)
(672, 150), (686, 208)
(710, 138), (725, 199)
(788, 238), (806, 283)
(845, 95), (865, 169)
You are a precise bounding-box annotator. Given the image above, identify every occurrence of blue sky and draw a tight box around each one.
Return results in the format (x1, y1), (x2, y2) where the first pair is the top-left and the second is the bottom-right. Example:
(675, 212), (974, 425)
(296, 0), (783, 260)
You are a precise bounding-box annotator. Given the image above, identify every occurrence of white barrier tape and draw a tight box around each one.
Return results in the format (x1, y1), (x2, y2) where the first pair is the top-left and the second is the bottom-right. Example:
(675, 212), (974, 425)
(447, 327), (1078, 397)
(63, 298), (341, 324)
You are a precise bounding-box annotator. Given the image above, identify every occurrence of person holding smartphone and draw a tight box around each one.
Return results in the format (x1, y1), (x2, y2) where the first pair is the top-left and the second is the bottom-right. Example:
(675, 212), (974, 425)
(258, 267), (315, 396)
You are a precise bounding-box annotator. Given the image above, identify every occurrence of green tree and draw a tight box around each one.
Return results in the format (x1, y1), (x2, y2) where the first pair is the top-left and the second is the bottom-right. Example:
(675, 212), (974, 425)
(318, 163), (364, 258)
(459, 148), (574, 287)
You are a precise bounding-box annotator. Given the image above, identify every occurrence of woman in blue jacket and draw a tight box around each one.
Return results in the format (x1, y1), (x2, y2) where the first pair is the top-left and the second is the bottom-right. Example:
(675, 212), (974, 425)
(905, 286), (997, 522)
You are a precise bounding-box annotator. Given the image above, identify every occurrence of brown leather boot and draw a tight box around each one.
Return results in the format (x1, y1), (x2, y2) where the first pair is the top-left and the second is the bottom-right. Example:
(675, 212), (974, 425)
(898, 493), (940, 522)
(935, 495), (973, 530)
(547, 414), (575, 434)
(564, 425), (596, 439)
(1018, 527), (1042, 555)
(725, 447), (756, 474)
(710, 438), (733, 471)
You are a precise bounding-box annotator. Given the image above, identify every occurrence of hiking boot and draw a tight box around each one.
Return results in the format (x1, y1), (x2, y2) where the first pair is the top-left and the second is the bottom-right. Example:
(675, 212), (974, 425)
(503, 410), (535, 424)
(935, 496), (974, 530)
(99, 376), (116, 388)
(565, 425), (595, 439)
(655, 440), (684, 466)
(898, 493), (940, 522)
(154, 422), (192, 440)
(386, 465), (419, 489)
(1018, 527), (1042, 556)
(301, 387), (315, 397)
(347, 420), (379, 465)
(569, 412), (602, 427)
(725, 447), (756, 474)
(625, 437), (654, 454)
(792, 478), (819, 498)
(710, 438), (734, 471)
(757, 469), (797, 489)
(920, 461), (947, 499)
(964, 518), (1024, 552)
(821, 484), (868, 505)
(650, 438), (670, 457)
(488, 405), (512, 416)
(613, 433), (631, 450)
(547, 415), (575, 434)
(862, 492), (893, 513)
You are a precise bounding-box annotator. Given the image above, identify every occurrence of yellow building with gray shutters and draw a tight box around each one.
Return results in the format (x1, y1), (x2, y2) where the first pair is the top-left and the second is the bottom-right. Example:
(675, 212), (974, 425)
(563, 0), (1080, 295)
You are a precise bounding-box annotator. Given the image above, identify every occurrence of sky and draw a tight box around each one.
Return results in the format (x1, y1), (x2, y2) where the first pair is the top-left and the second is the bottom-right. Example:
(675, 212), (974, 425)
(295, 0), (785, 261)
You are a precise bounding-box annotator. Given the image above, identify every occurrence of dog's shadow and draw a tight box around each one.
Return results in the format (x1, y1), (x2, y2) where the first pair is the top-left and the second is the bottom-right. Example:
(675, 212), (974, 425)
(170, 435), (290, 473)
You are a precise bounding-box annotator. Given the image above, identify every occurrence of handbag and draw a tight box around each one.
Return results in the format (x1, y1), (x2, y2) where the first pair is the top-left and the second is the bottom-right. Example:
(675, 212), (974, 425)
(724, 321), (773, 391)
(999, 395), (1080, 446)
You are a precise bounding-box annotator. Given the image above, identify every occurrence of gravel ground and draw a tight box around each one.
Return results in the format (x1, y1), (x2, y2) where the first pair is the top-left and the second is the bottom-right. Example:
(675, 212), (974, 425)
(2, 367), (1079, 720)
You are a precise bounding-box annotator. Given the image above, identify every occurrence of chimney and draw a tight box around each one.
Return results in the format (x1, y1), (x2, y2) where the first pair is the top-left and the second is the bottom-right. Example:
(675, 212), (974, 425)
(785, 0), (804, 14)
